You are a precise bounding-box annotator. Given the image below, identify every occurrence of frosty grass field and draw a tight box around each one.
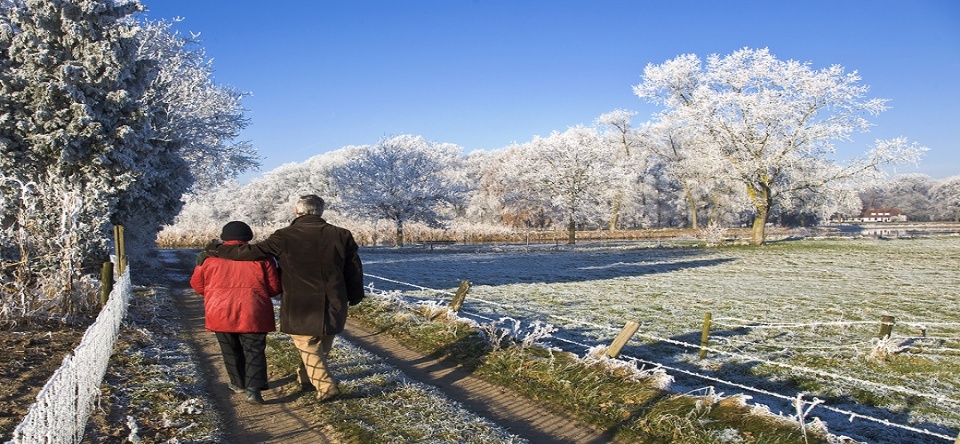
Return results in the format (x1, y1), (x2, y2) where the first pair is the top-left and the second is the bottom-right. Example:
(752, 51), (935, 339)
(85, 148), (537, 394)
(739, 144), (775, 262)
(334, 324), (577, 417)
(359, 236), (960, 443)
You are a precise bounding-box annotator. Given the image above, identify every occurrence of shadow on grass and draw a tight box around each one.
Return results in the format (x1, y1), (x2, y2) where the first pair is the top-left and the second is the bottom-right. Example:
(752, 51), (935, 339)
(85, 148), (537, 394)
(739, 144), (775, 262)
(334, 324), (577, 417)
(594, 326), (958, 444)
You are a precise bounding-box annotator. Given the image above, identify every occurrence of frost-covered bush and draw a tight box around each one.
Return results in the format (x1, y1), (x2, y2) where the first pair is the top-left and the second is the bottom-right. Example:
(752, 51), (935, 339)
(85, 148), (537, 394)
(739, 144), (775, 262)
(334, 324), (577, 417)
(477, 317), (558, 353)
(1, 1), (255, 320)
(865, 336), (906, 362)
(699, 221), (728, 247)
(581, 345), (674, 389)
(477, 318), (517, 352)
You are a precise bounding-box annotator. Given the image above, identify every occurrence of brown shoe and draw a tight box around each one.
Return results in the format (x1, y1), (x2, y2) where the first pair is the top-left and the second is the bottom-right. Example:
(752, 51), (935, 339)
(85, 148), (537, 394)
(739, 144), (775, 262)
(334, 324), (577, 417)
(316, 387), (340, 402)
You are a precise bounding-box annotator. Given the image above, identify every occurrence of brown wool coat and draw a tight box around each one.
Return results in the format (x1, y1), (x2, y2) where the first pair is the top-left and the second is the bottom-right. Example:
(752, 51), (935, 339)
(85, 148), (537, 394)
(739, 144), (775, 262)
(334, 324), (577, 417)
(208, 215), (364, 336)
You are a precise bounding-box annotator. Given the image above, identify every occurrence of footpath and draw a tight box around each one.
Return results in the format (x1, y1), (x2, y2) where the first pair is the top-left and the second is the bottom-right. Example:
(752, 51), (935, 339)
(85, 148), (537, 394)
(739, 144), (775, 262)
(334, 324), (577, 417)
(170, 249), (609, 443)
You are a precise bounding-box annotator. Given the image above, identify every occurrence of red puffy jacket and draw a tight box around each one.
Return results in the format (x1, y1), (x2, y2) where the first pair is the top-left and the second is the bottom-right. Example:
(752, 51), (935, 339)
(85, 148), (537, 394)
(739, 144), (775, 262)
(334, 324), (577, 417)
(190, 241), (282, 333)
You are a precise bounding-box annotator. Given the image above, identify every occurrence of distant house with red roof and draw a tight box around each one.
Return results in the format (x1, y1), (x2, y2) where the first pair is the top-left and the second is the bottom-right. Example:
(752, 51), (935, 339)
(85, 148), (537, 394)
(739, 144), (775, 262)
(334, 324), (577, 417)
(853, 208), (908, 222)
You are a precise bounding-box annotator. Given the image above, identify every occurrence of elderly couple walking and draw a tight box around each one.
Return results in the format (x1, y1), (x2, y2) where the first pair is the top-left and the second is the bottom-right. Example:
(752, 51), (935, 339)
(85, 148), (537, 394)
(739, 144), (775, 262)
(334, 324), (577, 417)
(189, 195), (364, 404)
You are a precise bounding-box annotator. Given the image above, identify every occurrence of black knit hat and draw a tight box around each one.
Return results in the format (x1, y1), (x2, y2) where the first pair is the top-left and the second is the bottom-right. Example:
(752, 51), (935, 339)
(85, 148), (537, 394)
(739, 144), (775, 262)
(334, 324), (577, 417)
(220, 221), (253, 241)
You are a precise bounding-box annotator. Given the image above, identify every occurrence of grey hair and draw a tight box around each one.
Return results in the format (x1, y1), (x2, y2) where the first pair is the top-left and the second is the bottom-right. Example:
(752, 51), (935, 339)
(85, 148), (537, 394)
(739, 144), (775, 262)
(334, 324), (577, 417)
(295, 194), (325, 216)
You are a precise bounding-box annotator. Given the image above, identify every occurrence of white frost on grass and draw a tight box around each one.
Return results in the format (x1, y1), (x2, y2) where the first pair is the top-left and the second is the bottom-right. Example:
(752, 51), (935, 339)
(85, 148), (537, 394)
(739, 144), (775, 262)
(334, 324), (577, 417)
(360, 237), (960, 444)
(581, 344), (673, 388)
(328, 337), (528, 443)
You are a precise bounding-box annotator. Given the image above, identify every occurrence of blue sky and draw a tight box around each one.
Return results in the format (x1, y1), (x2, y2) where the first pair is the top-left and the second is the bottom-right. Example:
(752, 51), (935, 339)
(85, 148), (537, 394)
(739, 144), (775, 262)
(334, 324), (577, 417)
(138, 1), (960, 181)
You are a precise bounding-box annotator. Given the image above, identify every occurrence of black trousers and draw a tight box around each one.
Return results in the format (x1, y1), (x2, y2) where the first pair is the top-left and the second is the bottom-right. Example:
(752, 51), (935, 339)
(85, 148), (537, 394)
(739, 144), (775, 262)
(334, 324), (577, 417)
(215, 332), (268, 390)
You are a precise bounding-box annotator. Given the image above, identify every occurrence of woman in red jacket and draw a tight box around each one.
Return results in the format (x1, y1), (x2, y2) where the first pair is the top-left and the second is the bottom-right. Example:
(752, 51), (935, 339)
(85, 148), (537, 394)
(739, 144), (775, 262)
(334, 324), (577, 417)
(190, 221), (282, 404)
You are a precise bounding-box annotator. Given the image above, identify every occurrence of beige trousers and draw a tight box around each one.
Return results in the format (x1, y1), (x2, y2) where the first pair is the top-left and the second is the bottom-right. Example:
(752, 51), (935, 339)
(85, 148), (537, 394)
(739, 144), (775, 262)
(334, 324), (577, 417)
(290, 334), (339, 399)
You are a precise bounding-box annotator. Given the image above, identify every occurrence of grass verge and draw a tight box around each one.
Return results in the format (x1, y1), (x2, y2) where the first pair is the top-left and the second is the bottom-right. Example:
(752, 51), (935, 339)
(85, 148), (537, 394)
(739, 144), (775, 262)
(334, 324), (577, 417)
(85, 287), (223, 442)
(324, 291), (831, 443)
(264, 332), (526, 443)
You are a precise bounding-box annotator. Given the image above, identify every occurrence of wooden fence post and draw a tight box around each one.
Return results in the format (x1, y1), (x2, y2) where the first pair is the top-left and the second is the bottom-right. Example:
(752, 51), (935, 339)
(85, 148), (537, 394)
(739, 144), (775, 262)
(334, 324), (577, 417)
(606, 321), (641, 358)
(100, 262), (113, 307)
(699, 312), (712, 359)
(450, 280), (471, 312)
(113, 225), (126, 276)
(878, 315), (895, 339)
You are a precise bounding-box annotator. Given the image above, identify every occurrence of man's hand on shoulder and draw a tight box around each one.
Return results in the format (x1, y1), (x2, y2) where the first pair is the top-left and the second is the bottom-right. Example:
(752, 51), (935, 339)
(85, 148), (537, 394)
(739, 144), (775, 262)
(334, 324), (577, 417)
(196, 239), (222, 265)
(204, 239), (222, 255)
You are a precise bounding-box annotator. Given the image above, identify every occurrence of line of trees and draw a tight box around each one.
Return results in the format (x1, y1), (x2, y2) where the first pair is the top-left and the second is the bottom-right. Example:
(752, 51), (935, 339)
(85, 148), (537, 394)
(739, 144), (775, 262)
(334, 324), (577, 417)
(168, 129), (952, 251)
(1, 0), (257, 321)
(166, 49), (943, 248)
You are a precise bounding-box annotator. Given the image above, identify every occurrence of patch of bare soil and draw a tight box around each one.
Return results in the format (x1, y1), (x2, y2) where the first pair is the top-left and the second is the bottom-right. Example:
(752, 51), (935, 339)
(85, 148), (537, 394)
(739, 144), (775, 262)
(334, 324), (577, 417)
(0, 319), (91, 441)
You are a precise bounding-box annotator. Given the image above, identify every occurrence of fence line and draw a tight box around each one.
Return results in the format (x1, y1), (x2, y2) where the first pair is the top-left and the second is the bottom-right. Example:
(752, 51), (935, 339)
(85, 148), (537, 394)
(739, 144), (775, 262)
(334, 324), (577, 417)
(534, 324), (958, 443)
(713, 316), (960, 330)
(363, 272), (959, 443)
(8, 265), (132, 444)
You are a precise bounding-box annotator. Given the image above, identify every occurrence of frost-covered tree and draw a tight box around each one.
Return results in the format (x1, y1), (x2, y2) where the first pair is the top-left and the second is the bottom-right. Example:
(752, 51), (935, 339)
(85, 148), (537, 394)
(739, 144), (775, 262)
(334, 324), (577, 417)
(485, 145), (558, 229)
(0, 0), (160, 290)
(167, 146), (353, 242)
(860, 174), (936, 221)
(595, 109), (645, 231)
(461, 150), (502, 224)
(634, 48), (927, 245)
(114, 19), (258, 260)
(135, 19), (258, 191)
(514, 127), (616, 244)
(331, 135), (467, 246)
(930, 176), (960, 222)
(639, 117), (738, 230)
(0, 0), (255, 319)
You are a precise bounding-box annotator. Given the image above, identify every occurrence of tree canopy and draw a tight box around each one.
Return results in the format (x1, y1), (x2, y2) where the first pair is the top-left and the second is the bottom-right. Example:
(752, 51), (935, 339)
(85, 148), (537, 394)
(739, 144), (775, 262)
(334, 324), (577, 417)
(634, 47), (926, 245)
(0, 0), (255, 319)
(331, 135), (468, 246)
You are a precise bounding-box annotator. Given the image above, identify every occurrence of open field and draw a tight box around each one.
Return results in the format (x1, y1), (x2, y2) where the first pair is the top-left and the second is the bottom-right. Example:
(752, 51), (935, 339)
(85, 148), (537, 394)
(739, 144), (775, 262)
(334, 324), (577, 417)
(359, 236), (960, 444)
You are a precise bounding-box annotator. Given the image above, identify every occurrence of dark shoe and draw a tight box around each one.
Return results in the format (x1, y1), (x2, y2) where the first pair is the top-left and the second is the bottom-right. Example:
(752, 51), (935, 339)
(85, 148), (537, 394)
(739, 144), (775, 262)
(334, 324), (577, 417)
(228, 383), (244, 393)
(245, 388), (265, 404)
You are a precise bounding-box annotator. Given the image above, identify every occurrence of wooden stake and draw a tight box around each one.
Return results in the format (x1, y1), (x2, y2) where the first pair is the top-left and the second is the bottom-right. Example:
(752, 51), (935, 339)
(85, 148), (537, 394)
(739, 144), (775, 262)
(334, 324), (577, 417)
(100, 261), (113, 307)
(699, 312), (712, 359)
(450, 280), (471, 312)
(113, 225), (126, 276)
(878, 315), (895, 339)
(606, 321), (640, 358)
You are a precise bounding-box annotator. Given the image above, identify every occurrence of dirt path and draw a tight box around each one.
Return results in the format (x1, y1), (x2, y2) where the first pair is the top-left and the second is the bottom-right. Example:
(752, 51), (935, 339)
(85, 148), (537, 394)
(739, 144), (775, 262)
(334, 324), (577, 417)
(168, 249), (608, 443)
(177, 288), (337, 443)
(167, 250), (336, 444)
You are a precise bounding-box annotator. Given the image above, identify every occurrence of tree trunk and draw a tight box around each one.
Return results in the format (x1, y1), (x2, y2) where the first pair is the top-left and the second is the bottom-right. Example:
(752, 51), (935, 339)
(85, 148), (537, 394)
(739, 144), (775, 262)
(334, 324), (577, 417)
(685, 187), (699, 230)
(677, 177), (699, 230)
(395, 218), (404, 247)
(567, 215), (576, 245)
(750, 211), (767, 246)
(609, 195), (621, 231)
(747, 183), (772, 246)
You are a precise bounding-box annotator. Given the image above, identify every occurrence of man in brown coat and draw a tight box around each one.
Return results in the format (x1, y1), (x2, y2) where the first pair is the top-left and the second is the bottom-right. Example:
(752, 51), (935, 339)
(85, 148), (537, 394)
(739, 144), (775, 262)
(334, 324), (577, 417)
(205, 195), (364, 401)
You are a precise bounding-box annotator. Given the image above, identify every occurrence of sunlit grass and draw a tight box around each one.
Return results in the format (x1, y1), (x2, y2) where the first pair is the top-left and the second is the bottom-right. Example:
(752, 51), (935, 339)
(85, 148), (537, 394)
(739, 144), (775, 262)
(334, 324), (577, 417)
(359, 236), (960, 442)
(347, 297), (826, 443)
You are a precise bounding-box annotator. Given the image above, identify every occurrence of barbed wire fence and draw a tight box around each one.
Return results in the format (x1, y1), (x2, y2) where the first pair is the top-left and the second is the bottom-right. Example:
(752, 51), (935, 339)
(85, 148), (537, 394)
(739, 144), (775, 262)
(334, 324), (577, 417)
(363, 272), (960, 443)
